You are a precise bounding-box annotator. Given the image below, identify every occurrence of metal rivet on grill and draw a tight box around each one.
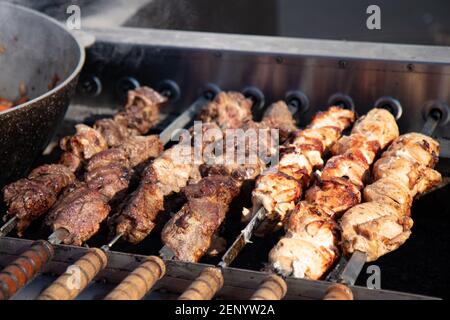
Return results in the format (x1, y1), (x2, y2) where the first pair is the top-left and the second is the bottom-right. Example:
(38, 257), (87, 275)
(116, 77), (140, 101)
(157, 79), (180, 102)
(327, 93), (355, 111)
(338, 60), (348, 69)
(285, 90), (310, 116)
(423, 101), (450, 127)
(78, 75), (102, 96)
(200, 83), (221, 101)
(407, 63), (415, 72)
(374, 96), (403, 120)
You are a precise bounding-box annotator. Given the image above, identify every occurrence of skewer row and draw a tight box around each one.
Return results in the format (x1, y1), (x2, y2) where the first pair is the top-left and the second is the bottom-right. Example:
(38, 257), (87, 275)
(0, 85), (445, 300)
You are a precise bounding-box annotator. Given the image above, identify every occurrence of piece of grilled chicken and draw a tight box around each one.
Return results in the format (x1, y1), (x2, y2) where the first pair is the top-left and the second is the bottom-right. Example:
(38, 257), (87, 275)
(340, 133), (441, 261)
(160, 101), (296, 262)
(246, 107), (357, 236)
(2, 87), (167, 236)
(109, 91), (256, 244)
(269, 108), (399, 279)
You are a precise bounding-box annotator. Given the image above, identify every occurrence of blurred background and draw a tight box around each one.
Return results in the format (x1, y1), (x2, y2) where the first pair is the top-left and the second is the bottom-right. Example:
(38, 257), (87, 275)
(5, 0), (450, 46)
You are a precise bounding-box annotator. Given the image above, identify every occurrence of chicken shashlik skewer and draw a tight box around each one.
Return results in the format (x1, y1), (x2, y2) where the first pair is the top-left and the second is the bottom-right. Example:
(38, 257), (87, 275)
(0, 89), (222, 300)
(0, 128), (165, 301)
(175, 105), (356, 300)
(218, 106), (357, 268)
(34, 91), (258, 300)
(248, 108), (399, 300)
(0, 87), (168, 237)
(324, 131), (441, 300)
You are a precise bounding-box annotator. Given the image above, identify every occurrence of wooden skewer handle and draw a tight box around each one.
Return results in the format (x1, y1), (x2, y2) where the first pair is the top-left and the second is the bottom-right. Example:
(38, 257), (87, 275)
(37, 248), (107, 300)
(0, 240), (54, 300)
(178, 267), (224, 300)
(251, 274), (287, 300)
(104, 256), (166, 300)
(323, 283), (354, 300)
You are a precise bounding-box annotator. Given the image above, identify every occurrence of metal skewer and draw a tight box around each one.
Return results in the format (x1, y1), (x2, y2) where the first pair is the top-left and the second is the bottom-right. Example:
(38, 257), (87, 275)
(219, 206), (265, 268)
(26, 90), (298, 300)
(175, 97), (317, 300)
(47, 228), (70, 245)
(0, 216), (17, 237)
(35, 91), (229, 300)
(421, 109), (442, 137)
(218, 101), (354, 268)
(44, 100), (206, 247)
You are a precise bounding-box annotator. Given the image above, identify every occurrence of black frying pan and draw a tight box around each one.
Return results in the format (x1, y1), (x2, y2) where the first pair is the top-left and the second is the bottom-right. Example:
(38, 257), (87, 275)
(0, 2), (85, 187)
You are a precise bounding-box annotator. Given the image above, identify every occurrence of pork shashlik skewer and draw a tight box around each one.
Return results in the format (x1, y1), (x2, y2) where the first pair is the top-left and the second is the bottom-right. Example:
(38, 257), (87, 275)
(218, 106), (357, 269)
(176, 105), (356, 300)
(0, 87), (168, 237)
(104, 99), (297, 300)
(67, 98), (295, 301)
(34, 91), (258, 300)
(44, 92), (243, 243)
(0, 131), (164, 301)
(248, 108), (399, 300)
(324, 132), (441, 300)
(0, 89), (220, 300)
(161, 101), (298, 261)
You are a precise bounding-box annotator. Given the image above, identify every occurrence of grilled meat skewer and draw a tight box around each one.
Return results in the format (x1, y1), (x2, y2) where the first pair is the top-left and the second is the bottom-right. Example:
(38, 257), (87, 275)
(340, 133), (441, 261)
(163, 105), (354, 264)
(0, 91), (216, 300)
(109, 91), (257, 244)
(1, 87), (167, 237)
(175, 105), (357, 300)
(322, 132), (442, 300)
(161, 101), (298, 262)
(268, 108), (399, 281)
(45, 135), (163, 245)
(244, 107), (356, 236)
(34, 91), (259, 300)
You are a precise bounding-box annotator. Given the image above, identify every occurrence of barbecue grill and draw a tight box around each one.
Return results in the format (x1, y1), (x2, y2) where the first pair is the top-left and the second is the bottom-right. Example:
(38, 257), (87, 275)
(1, 27), (449, 300)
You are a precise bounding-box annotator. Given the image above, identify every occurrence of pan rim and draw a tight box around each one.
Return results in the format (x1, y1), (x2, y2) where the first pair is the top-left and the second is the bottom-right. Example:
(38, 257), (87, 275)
(0, 1), (86, 116)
